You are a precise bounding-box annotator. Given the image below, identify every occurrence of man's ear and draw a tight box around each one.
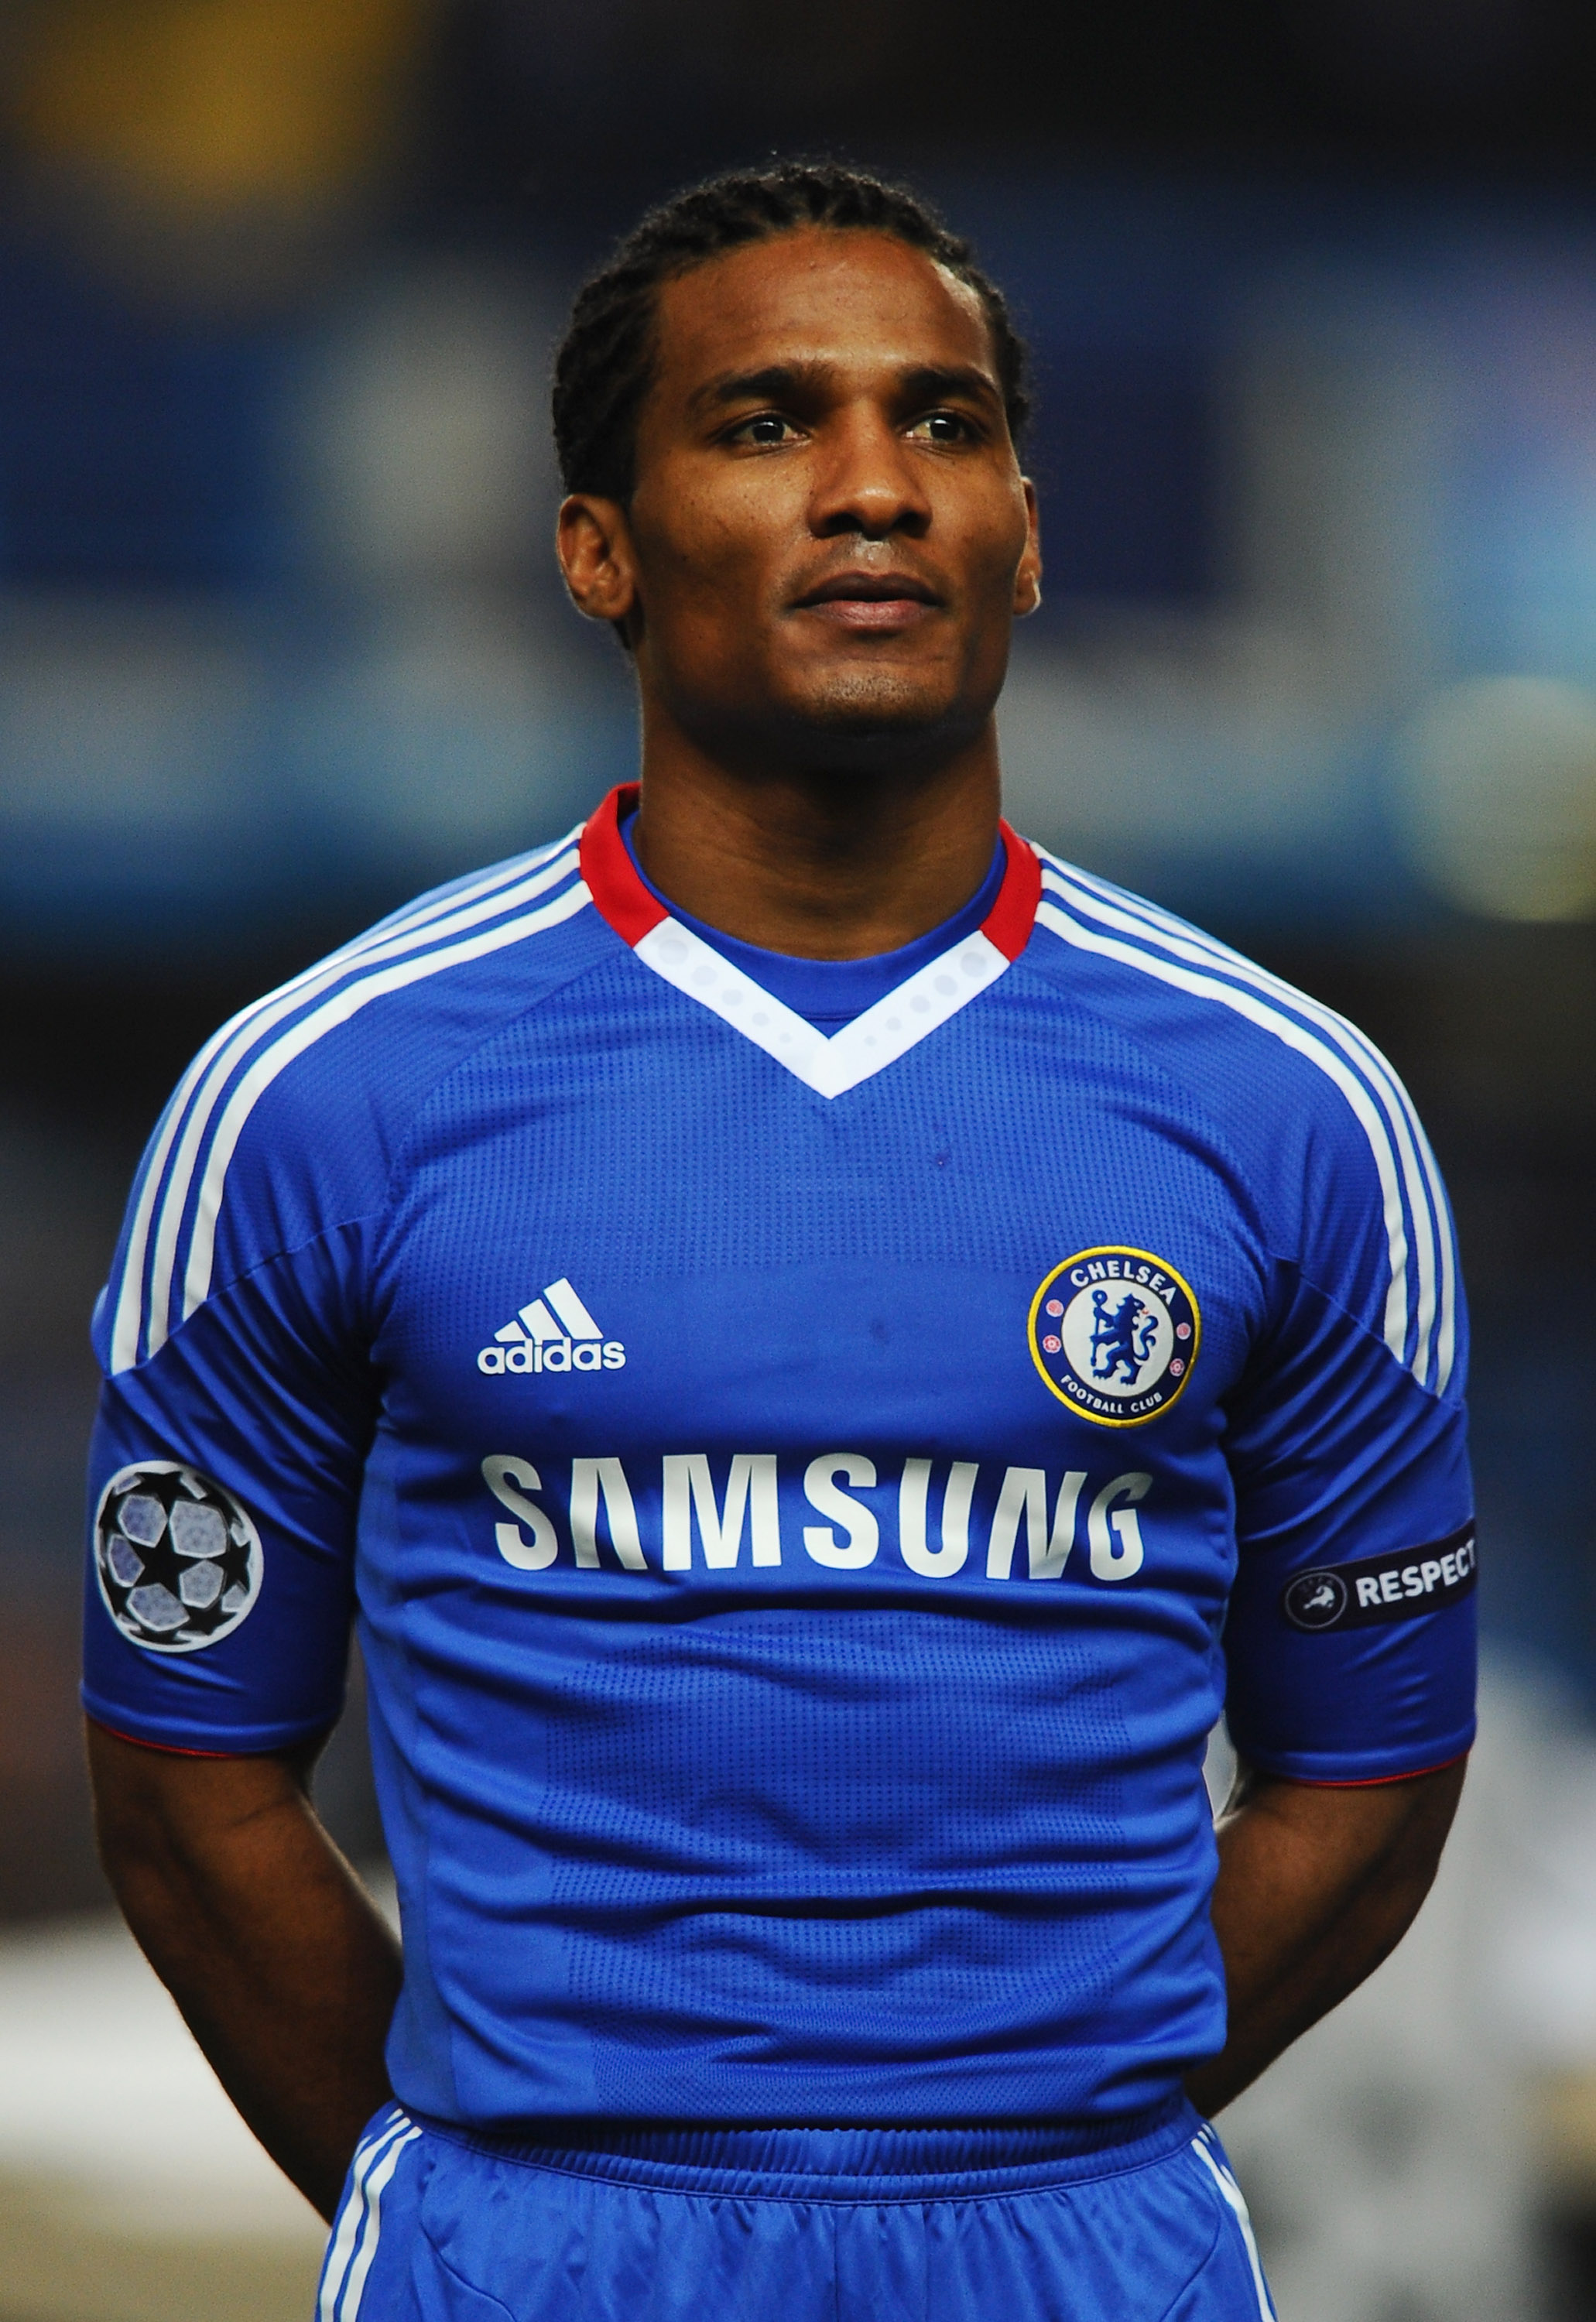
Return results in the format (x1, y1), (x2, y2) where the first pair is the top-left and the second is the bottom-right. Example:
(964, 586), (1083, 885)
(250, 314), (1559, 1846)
(557, 495), (642, 642)
(1013, 478), (1043, 618)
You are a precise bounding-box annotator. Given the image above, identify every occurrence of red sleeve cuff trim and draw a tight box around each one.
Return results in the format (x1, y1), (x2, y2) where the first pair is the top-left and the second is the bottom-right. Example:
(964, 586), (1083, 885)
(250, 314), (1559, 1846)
(87, 1715), (259, 1761)
(1287, 1748), (1471, 1789)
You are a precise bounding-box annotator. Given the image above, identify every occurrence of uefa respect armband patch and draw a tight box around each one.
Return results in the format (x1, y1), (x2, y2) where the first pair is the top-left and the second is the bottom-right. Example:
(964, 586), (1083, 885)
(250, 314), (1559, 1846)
(1280, 1522), (1477, 1634)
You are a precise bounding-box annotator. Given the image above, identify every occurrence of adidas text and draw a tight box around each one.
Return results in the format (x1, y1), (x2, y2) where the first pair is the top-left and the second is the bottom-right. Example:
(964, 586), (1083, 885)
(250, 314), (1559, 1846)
(478, 1276), (625, 1376)
(479, 1339), (625, 1374)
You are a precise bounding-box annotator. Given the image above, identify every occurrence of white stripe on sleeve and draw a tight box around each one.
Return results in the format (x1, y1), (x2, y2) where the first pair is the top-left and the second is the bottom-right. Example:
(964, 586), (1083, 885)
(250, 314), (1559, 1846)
(1036, 896), (1413, 1368)
(1037, 851), (1457, 1391)
(109, 845), (586, 1372)
(175, 877), (591, 1347)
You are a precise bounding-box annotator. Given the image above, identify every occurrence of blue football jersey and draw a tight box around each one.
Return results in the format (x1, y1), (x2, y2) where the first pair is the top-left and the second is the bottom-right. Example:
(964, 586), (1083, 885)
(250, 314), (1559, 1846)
(83, 785), (1475, 2133)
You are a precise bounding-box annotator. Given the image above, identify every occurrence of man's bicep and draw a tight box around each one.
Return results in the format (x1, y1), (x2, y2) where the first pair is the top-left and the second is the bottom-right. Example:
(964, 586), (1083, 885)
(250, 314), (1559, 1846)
(84, 1235), (373, 1756)
(1222, 1269), (1477, 1786)
(86, 1716), (320, 1868)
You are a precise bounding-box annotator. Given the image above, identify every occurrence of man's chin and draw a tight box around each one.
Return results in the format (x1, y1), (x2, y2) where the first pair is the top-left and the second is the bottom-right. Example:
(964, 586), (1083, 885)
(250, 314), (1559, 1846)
(669, 658), (1001, 778)
(765, 670), (992, 761)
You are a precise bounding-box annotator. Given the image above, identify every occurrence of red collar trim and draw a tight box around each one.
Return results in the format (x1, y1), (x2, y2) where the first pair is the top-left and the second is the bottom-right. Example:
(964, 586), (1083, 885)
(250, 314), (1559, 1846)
(578, 784), (662, 945)
(983, 818), (1043, 962)
(578, 781), (1040, 961)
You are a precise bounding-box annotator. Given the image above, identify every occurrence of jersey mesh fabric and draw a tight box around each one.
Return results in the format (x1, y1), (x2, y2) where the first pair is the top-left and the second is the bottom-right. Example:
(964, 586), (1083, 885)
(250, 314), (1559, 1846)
(83, 798), (1474, 2135)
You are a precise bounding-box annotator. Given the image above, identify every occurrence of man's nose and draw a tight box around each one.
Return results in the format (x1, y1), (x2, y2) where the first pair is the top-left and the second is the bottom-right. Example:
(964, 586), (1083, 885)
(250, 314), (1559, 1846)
(810, 407), (931, 539)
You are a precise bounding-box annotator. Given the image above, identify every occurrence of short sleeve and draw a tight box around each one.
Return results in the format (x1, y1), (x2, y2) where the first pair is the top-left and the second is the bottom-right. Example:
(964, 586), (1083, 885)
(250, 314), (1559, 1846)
(1220, 1115), (1476, 1785)
(80, 841), (594, 1755)
(84, 1213), (378, 1755)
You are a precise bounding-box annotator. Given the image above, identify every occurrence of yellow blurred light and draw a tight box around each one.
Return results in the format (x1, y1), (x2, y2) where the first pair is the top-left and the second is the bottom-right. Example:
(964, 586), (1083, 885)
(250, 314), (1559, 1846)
(12, 0), (432, 214)
(1393, 676), (1596, 921)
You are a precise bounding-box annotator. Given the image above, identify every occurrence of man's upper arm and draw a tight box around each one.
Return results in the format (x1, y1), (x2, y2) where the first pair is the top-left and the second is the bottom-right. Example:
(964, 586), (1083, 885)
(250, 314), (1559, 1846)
(84, 1061), (382, 1755)
(1221, 1056), (1476, 1787)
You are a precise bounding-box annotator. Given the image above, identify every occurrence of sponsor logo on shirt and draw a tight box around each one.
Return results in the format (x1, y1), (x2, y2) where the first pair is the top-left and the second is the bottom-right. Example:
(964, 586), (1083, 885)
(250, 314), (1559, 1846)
(1281, 1524), (1477, 1632)
(477, 1276), (625, 1375)
(94, 1461), (262, 1653)
(1027, 1248), (1200, 1426)
(481, 1452), (1154, 1582)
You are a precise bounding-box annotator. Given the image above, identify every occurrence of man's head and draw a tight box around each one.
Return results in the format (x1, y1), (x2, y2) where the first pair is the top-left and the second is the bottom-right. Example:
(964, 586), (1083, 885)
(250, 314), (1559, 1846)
(553, 163), (1041, 779)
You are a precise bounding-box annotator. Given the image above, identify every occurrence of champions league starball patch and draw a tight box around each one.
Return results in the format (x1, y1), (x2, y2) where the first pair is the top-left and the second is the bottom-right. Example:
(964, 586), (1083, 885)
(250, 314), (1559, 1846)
(94, 1462), (262, 1654)
(1028, 1247), (1200, 1426)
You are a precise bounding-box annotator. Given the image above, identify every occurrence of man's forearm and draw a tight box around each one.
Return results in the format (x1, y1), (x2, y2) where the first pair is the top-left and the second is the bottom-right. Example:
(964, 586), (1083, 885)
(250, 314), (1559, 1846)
(1185, 1755), (1465, 2118)
(87, 1720), (403, 2221)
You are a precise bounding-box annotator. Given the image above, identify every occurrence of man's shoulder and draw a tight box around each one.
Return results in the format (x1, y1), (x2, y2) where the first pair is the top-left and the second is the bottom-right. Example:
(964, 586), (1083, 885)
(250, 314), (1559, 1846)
(1020, 841), (1409, 1156)
(98, 827), (615, 1375)
(1017, 841), (1461, 1394)
(209, 826), (610, 1139)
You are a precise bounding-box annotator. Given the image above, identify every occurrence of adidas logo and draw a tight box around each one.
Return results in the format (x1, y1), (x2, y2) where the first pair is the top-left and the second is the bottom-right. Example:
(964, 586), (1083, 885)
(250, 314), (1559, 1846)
(477, 1277), (625, 1375)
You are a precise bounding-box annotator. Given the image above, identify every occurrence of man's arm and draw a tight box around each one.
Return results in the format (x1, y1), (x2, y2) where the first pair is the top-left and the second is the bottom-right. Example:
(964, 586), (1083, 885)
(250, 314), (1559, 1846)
(86, 1718), (403, 2222)
(1185, 1755), (1465, 2118)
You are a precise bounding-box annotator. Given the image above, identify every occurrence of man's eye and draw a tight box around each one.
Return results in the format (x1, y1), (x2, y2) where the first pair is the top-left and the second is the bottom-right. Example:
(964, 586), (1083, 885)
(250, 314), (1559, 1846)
(911, 412), (975, 444)
(733, 414), (798, 446)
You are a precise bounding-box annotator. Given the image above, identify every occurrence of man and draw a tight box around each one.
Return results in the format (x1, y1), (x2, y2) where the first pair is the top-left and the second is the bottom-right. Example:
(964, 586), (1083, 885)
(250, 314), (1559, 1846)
(84, 164), (1474, 2320)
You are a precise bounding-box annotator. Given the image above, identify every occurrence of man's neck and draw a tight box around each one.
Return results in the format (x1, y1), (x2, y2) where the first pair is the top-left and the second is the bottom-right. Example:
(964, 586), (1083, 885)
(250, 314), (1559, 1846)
(629, 731), (1003, 962)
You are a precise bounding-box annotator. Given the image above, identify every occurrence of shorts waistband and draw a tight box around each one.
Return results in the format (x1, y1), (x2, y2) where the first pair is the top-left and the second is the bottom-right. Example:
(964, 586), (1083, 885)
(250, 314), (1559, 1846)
(423, 2096), (1198, 2202)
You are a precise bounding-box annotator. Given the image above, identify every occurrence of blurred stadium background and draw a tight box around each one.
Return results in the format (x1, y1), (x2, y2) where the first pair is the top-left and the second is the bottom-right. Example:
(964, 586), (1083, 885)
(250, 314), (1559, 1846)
(2, 3), (1596, 2317)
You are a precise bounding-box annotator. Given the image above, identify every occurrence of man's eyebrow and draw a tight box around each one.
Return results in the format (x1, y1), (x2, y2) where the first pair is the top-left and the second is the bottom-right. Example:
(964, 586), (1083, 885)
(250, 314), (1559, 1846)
(690, 364), (823, 416)
(687, 360), (1002, 418)
(896, 364), (1002, 410)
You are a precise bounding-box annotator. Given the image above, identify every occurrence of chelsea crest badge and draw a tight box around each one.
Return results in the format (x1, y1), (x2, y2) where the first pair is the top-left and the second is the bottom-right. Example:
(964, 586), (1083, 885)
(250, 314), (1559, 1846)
(1028, 1246), (1200, 1426)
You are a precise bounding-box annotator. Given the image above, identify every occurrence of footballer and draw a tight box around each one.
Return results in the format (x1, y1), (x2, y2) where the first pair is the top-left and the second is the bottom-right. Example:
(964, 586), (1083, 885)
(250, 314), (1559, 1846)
(84, 166), (1474, 2321)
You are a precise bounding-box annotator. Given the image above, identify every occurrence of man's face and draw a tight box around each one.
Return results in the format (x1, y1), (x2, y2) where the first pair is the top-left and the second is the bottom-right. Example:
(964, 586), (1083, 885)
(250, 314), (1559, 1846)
(566, 228), (1040, 772)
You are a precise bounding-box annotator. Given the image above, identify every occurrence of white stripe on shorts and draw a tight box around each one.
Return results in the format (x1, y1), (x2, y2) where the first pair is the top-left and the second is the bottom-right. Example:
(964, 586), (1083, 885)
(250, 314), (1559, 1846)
(1191, 2130), (1276, 2320)
(319, 2109), (421, 2322)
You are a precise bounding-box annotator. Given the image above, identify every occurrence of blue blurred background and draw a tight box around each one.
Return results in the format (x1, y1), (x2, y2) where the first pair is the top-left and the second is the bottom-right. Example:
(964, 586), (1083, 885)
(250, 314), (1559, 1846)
(2, 5), (1596, 2317)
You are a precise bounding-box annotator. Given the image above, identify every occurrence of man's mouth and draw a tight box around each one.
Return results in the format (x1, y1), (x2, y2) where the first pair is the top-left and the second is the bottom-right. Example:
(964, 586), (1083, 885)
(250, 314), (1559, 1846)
(792, 570), (941, 631)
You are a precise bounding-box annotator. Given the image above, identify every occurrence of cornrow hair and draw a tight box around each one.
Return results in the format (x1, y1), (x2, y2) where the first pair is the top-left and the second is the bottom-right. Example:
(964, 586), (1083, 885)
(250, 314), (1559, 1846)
(552, 161), (1031, 505)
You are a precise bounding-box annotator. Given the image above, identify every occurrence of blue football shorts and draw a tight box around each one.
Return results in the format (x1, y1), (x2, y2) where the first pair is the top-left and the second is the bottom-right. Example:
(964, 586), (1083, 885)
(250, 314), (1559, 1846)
(313, 2101), (1276, 2321)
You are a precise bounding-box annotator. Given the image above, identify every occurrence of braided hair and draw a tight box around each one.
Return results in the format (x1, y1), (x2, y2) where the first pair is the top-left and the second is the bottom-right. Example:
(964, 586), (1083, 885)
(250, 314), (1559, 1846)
(552, 162), (1031, 505)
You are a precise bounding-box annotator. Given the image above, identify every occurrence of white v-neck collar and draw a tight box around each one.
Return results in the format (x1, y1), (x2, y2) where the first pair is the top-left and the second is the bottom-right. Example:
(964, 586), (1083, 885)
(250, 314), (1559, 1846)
(577, 785), (1042, 1101)
(634, 914), (1014, 1098)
